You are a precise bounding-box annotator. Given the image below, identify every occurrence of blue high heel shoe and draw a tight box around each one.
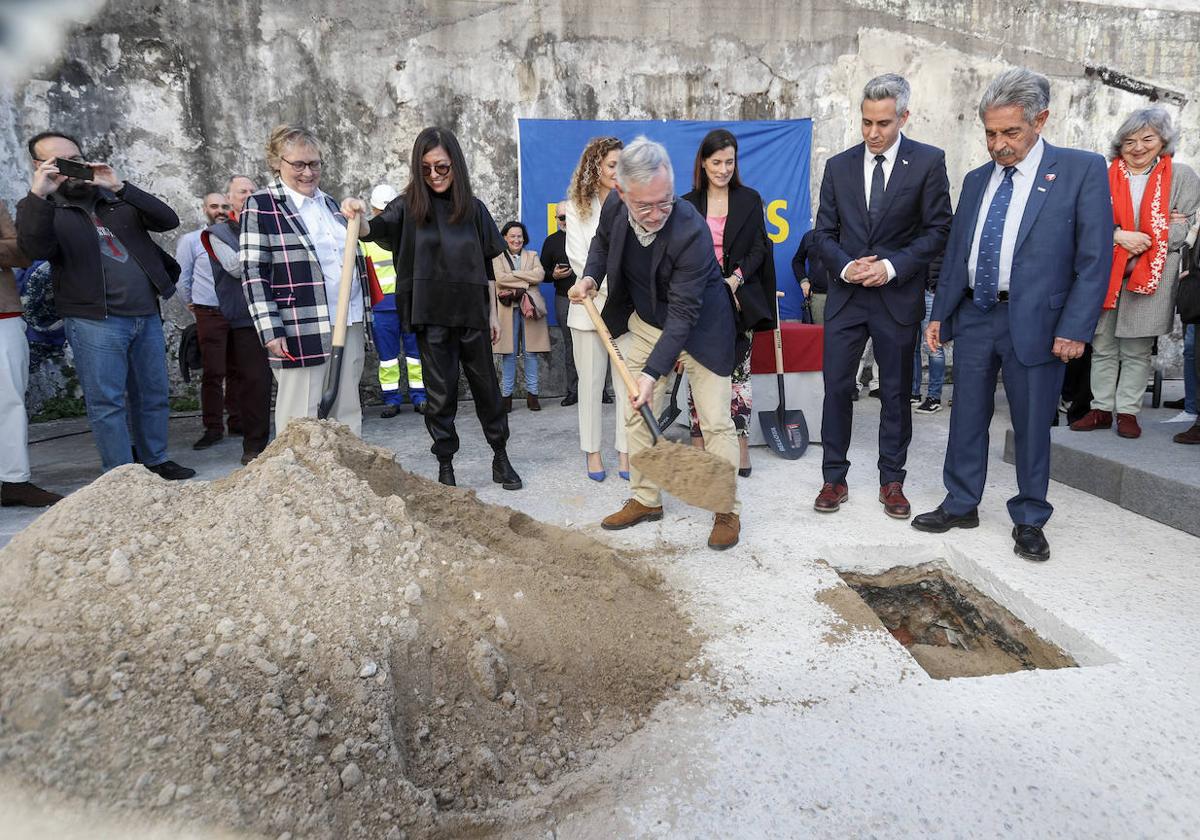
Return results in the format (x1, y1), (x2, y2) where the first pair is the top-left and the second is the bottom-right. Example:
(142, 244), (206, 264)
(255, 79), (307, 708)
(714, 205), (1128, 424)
(587, 455), (606, 482)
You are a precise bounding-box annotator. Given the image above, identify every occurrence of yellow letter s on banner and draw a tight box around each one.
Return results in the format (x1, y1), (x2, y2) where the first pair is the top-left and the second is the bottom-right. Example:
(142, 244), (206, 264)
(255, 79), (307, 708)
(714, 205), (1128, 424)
(766, 199), (789, 243)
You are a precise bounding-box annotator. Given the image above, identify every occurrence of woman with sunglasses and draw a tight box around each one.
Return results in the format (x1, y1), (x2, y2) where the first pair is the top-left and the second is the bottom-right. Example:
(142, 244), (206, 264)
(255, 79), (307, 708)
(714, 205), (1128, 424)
(680, 128), (775, 477)
(241, 124), (371, 437)
(564, 136), (629, 481)
(343, 126), (523, 490)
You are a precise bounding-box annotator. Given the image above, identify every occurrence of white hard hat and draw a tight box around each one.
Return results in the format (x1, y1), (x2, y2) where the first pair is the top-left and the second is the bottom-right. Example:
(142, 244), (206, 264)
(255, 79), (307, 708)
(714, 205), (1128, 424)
(370, 184), (399, 210)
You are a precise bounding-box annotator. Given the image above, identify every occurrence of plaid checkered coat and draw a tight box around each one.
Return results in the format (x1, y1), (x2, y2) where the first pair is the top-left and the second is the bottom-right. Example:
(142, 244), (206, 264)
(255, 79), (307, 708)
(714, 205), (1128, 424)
(239, 179), (370, 368)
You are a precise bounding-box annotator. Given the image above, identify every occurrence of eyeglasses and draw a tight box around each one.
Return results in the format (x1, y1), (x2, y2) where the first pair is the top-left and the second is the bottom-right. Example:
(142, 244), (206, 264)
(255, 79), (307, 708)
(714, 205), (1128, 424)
(556, 214), (566, 221)
(421, 162), (452, 177)
(628, 196), (676, 217)
(280, 157), (322, 173)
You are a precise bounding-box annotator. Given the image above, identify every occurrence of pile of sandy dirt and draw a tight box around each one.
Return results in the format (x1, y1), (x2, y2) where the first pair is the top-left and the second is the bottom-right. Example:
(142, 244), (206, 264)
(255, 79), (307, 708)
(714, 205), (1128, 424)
(0, 419), (701, 839)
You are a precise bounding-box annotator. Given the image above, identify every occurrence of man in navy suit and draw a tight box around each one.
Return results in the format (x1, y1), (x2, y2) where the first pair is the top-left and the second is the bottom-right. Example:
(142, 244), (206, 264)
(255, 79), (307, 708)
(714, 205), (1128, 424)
(570, 137), (742, 551)
(913, 68), (1112, 561)
(811, 74), (952, 519)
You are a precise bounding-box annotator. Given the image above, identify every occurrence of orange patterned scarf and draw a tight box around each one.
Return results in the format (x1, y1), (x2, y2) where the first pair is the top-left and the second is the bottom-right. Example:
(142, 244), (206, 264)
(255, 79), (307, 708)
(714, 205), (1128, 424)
(1106, 155), (1172, 309)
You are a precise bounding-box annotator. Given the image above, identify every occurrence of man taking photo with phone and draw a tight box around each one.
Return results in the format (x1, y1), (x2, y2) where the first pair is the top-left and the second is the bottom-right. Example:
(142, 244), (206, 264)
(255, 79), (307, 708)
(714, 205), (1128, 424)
(15, 131), (195, 479)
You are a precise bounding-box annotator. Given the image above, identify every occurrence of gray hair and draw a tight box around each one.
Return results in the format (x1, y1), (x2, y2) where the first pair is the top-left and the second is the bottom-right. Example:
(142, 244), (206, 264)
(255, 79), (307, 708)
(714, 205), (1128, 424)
(862, 73), (911, 117)
(1110, 106), (1178, 159)
(978, 68), (1051, 125)
(616, 136), (674, 189)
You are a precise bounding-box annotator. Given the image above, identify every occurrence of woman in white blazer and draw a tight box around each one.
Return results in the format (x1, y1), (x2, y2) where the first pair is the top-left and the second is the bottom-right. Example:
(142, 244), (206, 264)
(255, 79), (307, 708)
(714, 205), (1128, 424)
(564, 136), (628, 481)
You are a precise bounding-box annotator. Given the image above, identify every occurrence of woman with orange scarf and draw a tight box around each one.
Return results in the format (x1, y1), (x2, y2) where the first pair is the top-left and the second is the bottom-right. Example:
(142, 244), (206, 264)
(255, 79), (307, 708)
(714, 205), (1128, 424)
(1071, 107), (1200, 439)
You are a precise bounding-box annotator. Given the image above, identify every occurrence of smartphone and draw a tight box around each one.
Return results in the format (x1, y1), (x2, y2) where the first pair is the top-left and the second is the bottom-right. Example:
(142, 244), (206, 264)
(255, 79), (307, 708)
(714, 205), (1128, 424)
(54, 158), (94, 180)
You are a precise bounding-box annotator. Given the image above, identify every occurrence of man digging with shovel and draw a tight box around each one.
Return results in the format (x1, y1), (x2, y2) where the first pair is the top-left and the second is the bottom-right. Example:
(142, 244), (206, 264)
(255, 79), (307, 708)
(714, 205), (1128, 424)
(569, 137), (742, 550)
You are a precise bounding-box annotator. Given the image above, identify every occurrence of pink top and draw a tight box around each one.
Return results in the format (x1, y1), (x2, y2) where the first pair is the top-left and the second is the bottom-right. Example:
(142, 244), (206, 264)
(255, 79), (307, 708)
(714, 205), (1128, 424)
(706, 214), (726, 269)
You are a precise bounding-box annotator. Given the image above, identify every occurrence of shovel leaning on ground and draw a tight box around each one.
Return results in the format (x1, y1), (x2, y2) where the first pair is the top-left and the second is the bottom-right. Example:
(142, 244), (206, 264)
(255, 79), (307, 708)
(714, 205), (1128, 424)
(317, 216), (361, 420)
(757, 291), (809, 459)
(579, 296), (736, 514)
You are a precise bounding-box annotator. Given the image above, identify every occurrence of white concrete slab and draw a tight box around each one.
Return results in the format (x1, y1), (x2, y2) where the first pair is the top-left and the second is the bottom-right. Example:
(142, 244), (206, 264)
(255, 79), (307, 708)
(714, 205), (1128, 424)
(4, 386), (1199, 838)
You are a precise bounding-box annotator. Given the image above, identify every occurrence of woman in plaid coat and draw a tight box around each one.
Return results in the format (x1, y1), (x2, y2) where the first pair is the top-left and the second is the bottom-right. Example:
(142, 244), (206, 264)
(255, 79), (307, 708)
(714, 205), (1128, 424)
(343, 126), (524, 490)
(240, 125), (370, 437)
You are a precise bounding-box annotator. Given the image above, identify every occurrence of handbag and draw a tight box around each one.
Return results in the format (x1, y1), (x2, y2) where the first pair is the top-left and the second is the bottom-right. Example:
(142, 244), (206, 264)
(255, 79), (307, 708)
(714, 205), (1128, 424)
(1178, 270), (1200, 324)
(520, 290), (545, 320)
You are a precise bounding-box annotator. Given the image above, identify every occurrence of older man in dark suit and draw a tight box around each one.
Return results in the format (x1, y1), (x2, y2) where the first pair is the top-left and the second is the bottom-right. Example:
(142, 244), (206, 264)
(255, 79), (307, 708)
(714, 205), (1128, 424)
(914, 68), (1112, 562)
(569, 136), (741, 550)
(812, 73), (953, 519)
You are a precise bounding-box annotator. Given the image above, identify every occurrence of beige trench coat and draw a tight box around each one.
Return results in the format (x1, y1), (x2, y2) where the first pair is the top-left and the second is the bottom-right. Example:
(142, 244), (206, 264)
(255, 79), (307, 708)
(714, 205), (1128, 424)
(493, 249), (550, 354)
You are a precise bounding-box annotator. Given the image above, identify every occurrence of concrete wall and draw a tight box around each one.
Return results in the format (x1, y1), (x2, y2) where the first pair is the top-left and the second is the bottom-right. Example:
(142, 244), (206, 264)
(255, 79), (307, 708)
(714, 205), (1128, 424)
(2, 0), (1199, 408)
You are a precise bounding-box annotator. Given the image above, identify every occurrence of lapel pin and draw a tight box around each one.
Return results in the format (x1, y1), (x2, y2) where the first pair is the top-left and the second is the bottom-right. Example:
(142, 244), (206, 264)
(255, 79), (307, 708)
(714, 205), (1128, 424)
(902, 159), (909, 165)
(1037, 186), (1047, 192)
(1044, 173), (1056, 182)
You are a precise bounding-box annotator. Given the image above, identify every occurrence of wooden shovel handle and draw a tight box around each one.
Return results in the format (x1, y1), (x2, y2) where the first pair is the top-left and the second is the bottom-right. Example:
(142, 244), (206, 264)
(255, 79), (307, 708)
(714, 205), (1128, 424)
(331, 218), (360, 348)
(580, 296), (641, 395)
(773, 291), (785, 375)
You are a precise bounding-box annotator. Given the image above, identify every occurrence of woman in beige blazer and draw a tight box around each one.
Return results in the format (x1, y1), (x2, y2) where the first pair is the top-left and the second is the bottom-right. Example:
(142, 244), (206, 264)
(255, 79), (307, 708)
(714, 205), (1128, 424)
(564, 136), (630, 481)
(493, 221), (548, 411)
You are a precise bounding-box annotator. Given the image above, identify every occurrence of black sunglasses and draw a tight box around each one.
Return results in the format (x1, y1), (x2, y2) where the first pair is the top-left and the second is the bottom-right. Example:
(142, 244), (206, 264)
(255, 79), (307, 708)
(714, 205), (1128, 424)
(421, 162), (452, 177)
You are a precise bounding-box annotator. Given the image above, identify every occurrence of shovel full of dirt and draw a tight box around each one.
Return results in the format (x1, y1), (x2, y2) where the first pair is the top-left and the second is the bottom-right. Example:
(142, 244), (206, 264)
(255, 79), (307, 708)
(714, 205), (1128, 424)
(579, 297), (736, 514)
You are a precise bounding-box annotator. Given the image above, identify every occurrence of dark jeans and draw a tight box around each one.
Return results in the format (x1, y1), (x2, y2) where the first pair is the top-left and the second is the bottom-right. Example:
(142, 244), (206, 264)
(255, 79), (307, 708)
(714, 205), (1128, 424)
(193, 305), (240, 433)
(416, 325), (509, 461)
(554, 294), (577, 395)
(228, 327), (272, 455)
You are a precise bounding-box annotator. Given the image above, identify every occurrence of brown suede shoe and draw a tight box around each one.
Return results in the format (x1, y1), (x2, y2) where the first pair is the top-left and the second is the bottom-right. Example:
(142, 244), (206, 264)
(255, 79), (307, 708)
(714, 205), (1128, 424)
(1, 481), (63, 508)
(1174, 421), (1200, 444)
(1069, 409), (1112, 431)
(1116, 413), (1141, 439)
(814, 482), (849, 513)
(527, 394), (541, 411)
(708, 512), (740, 550)
(601, 499), (664, 530)
(879, 481), (911, 519)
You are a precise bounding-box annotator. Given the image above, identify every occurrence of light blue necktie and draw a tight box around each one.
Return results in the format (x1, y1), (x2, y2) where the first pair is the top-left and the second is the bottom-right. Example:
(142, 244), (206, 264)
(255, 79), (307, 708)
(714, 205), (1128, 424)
(973, 166), (1016, 312)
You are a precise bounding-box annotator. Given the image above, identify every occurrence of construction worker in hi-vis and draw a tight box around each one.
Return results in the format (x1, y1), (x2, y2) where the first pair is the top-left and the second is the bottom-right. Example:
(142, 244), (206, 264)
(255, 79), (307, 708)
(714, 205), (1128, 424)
(362, 184), (426, 417)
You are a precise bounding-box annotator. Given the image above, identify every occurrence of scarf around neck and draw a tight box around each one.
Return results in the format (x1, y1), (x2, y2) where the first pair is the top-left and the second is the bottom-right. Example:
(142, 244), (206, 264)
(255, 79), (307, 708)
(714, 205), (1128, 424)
(1106, 155), (1172, 309)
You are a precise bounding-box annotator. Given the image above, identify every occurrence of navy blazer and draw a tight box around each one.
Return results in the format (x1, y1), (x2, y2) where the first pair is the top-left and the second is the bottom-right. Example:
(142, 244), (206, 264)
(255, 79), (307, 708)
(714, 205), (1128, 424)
(932, 141), (1113, 366)
(812, 135), (952, 325)
(583, 191), (737, 380)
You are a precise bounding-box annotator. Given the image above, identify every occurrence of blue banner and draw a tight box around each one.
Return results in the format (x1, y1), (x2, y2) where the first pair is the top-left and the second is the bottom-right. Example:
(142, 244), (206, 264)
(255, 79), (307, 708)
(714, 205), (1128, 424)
(517, 118), (812, 322)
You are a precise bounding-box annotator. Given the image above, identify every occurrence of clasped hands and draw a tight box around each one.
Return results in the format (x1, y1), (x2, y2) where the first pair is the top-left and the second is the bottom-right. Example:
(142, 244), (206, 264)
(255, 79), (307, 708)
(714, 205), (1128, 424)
(844, 255), (889, 287)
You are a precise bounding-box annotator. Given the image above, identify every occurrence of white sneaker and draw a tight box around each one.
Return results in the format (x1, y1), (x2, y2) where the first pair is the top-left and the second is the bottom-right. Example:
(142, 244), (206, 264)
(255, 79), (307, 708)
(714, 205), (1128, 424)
(1163, 410), (1198, 424)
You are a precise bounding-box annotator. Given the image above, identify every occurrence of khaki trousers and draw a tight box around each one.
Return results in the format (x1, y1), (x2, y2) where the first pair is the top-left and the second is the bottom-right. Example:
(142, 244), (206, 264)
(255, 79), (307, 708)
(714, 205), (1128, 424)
(623, 313), (740, 514)
(1090, 309), (1152, 416)
(273, 324), (366, 437)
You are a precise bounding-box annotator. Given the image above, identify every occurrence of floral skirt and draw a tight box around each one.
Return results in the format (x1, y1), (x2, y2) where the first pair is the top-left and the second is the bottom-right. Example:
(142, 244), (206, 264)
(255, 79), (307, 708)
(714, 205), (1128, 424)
(688, 331), (753, 439)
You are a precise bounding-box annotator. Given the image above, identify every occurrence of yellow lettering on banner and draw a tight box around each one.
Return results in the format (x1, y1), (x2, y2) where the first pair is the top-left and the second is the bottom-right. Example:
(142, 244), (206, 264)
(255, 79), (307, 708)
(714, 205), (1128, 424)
(546, 204), (559, 234)
(767, 199), (789, 243)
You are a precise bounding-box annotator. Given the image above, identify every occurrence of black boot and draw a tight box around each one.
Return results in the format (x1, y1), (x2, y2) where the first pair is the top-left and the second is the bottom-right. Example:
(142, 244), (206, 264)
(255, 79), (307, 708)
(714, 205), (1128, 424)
(502, 395), (513, 413)
(492, 451), (523, 490)
(438, 460), (456, 486)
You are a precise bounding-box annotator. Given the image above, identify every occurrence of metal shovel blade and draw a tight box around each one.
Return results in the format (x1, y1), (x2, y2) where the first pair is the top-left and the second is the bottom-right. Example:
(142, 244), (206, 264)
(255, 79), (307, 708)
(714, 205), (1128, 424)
(656, 372), (684, 430)
(759, 403), (809, 460)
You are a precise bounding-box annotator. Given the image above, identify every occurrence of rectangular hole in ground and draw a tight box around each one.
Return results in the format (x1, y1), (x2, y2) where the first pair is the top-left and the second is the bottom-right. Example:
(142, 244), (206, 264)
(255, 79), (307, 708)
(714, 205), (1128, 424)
(836, 562), (1078, 680)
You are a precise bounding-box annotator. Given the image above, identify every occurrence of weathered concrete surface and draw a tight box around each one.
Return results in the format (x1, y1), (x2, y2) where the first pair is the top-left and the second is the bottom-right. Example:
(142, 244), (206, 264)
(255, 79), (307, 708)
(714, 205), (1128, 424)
(1, 0), (1198, 408)
(3, 380), (1200, 837)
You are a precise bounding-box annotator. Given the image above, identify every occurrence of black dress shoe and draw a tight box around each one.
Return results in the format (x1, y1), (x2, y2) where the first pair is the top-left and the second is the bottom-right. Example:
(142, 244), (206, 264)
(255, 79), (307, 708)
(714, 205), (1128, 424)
(561, 392), (578, 407)
(1012, 524), (1050, 561)
(192, 430), (223, 450)
(911, 506), (980, 533)
(1163, 397), (1185, 410)
(492, 451), (523, 490)
(380, 404), (401, 419)
(145, 460), (196, 481)
(438, 461), (456, 486)
(738, 467), (752, 478)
